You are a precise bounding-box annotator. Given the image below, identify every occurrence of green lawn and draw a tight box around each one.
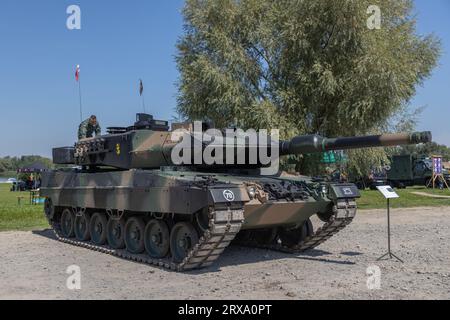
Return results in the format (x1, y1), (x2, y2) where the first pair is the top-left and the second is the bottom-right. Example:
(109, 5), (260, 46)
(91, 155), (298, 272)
(357, 186), (450, 209)
(0, 184), (49, 232)
(0, 183), (449, 232)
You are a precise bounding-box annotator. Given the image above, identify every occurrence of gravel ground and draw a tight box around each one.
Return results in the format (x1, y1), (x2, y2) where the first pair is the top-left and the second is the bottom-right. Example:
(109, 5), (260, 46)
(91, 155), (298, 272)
(0, 206), (449, 300)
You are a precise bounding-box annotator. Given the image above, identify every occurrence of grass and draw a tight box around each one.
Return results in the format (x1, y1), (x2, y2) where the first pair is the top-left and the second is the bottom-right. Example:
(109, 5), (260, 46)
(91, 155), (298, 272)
(0, 184), (49, 232)
(0, 182), (449, 231)
(357, 186), (450, 210)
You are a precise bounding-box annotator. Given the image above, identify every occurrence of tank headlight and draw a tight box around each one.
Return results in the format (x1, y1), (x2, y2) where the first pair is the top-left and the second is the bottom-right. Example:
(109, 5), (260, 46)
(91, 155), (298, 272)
(247, 187), (256, 199)
(321, 185), (328, 194)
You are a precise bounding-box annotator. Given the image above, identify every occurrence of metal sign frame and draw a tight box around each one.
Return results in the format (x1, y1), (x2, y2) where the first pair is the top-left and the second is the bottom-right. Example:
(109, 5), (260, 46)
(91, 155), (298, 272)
(376, 186), (403, 263)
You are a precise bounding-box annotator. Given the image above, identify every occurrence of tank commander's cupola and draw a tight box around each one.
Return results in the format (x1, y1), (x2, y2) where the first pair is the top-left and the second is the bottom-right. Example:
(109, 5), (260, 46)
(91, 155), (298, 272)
(133, 113), (169, 131)
(107, 113), (169, 134)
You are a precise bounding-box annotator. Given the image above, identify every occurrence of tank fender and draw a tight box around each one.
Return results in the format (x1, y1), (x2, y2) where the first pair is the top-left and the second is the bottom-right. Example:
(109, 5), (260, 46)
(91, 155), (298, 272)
(208, 187), (250, 205)
(328, 184), (361, 200)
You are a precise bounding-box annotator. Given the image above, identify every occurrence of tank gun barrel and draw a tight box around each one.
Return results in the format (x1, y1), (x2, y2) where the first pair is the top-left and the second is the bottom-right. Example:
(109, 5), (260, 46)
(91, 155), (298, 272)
(280, 131), (432, 156)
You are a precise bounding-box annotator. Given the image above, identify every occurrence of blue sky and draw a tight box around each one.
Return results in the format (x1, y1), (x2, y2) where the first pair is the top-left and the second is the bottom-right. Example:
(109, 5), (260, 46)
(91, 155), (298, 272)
(0, 0), (449, 157)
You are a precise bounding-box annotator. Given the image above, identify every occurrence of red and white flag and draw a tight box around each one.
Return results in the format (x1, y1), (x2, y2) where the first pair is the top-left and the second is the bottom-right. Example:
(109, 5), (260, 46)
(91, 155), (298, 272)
(75, 65), (80, 82)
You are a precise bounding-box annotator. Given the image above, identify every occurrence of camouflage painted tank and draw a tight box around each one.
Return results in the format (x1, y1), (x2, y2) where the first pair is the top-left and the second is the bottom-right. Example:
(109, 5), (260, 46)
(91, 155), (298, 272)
(40, 114), (431, 271)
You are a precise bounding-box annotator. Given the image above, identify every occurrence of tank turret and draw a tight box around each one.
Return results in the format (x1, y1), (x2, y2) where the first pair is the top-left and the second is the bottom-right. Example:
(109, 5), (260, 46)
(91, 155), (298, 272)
(52, 114), (432, 170)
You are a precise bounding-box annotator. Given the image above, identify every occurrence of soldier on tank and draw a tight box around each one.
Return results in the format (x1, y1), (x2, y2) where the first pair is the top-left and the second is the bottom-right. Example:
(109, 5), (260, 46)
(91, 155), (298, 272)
(78, 115), (101, 140)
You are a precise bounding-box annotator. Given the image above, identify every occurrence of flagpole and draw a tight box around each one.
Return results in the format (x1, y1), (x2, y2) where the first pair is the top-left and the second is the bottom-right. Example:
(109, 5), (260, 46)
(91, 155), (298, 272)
(142, 94), (146, 114)
(76, 65), (83, 122)
(78, 78), (83, 122)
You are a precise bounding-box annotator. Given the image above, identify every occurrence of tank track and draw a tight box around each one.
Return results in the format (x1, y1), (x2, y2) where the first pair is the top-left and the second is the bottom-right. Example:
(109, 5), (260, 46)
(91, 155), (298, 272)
(236, 199), (357, 254)
(50, 206), (244, 272)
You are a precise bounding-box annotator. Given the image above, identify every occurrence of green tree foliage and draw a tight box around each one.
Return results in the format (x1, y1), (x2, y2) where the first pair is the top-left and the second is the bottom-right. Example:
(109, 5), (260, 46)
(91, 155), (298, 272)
(176, 0), (441, 174)
(0, 156), (53, 175)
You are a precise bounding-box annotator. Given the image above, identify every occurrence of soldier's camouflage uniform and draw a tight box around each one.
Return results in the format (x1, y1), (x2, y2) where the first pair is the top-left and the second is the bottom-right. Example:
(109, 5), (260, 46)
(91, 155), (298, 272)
(78, 118), (101, 140)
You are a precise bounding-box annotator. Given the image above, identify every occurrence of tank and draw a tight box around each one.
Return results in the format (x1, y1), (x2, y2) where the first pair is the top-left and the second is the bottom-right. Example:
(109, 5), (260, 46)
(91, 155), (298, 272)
(40, 114), (431, 271)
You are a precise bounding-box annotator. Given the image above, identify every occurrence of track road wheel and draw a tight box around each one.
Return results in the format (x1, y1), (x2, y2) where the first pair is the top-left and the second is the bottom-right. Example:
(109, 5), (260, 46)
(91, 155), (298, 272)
(89, 213), (108, 245)
(106, 218), (126, 249)
(44, 198), (55, 221)
(144, 220), (170, 258)
(124, 217), (145, 254)
(170, 222), (199, 263)
(317, 208), (334, 223)
(278, 219), (313, 247)
(195, 208), (211, 233)
(74, 213), (91, 241)
(60, 209), (75, 238)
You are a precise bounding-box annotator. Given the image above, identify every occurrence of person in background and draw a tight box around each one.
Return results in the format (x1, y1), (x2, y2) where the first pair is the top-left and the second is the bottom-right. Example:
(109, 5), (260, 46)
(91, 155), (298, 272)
(339, 170), (348, 183)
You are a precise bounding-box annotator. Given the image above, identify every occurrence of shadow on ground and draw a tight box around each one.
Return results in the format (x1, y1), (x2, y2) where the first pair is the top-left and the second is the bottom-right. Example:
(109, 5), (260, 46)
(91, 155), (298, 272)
(32, 228), (359, 274)
(341, 251), (363, 257)
(32, 229), (57, 240)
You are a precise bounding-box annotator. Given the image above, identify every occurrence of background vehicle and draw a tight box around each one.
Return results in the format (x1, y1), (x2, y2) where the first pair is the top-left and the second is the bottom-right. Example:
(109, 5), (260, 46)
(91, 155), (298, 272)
(352, 169), (388, 190)
(387, 155), (450, 188)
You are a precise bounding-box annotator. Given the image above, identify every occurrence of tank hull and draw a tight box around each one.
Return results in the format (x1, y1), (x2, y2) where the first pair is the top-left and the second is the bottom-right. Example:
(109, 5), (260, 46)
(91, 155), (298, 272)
(41, 169), (336, 229)
(40, 168), (359, 271)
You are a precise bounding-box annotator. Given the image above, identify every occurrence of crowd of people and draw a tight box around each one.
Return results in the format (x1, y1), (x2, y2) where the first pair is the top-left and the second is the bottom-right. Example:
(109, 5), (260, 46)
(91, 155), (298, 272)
(10, 175), (41, 192)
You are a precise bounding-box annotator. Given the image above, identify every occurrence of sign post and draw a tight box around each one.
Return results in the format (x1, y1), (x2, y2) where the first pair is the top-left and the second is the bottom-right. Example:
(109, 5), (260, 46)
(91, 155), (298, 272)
(376, 186), (403, 263)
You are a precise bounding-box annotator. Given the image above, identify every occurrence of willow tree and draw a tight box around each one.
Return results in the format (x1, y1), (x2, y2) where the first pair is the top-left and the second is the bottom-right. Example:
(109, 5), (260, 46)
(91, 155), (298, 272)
(176, 0), (440, 174)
